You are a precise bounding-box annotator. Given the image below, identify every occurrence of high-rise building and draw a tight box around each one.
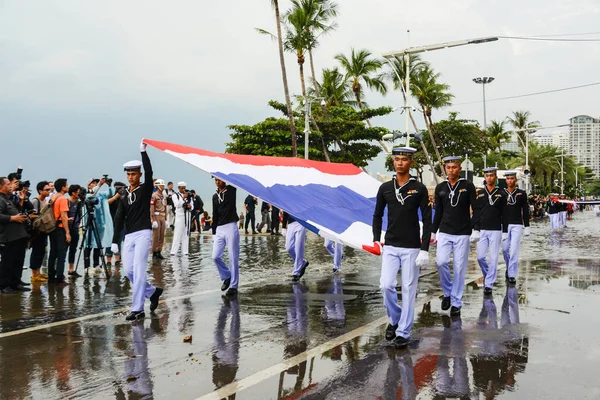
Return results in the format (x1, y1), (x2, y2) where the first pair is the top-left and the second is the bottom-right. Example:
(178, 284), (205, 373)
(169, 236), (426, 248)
(532, 131), (569, 152)
(570, 115), (600, 177)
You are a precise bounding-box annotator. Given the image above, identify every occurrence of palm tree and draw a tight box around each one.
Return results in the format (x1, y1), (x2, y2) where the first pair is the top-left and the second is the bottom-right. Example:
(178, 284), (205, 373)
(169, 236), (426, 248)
(506, 110), (540, 150)
(486, 120), (511, 152)
(335, 48), (387, 124)
(309, 67), (356, 107)
(283, 6), (316, 98)
(510, 143), (561, 190)
(256, 1), (299, 157)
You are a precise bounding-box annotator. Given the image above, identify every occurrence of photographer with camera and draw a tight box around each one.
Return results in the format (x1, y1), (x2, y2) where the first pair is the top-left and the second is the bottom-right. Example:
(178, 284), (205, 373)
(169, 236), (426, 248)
(48, 178), (71, 286)
(66, 184), (83, 278)
(170, 181), (194, 256)
(83, 177), (114, 274)
(29, 181), (52, 282)
(0, 176), (32, 294)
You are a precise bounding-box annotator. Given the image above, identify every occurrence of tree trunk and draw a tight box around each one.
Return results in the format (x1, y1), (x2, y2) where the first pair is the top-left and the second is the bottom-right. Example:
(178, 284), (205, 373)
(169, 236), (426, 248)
(274, 0), (298, 157)
(299, 53), (307, 98)
(421, 108), (446, 179)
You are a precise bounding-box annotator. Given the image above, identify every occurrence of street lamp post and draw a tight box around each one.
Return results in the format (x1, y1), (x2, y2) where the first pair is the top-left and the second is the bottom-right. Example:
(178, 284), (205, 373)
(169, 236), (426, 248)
(302, 96), (325, 160)
(472, 77), (495, 130)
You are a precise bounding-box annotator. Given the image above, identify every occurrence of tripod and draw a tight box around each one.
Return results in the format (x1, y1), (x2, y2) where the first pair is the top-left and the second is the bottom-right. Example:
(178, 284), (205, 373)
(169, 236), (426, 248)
(75, 207), (111, 279)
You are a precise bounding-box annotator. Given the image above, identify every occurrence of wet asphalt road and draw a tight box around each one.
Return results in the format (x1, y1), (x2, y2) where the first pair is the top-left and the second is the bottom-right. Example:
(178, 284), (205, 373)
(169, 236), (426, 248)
(1, 211), (600, 399)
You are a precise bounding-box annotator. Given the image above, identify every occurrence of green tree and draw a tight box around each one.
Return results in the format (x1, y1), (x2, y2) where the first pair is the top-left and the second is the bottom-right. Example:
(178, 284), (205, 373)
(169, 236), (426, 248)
(506, 110), (540, 150)
(309, 67), (356, 107)
(486, 119), (511, 152)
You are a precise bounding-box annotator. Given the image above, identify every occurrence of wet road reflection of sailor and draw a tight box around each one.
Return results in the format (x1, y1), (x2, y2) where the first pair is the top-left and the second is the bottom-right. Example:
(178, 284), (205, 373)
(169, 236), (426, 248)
(283, 212), (310, 282)
(170, 181), (193, 257)
(212, 297), (240, 397)
(473, 167), (507, 296)
(324, 238), (343, 273)
(212, 177), (240, 297)
(382, 351), (417, 400)
(111, 140), (163, 321)
(501, 286), (529, 383)
(432, 155), (478, 316)
(282, 282), (309, 396)
(122, 322), (154, 399)
(321, 275), (346, 335)
(372, 147), (432, 349)
(502, 171), (530, 285)
(435, 315), (469, 398)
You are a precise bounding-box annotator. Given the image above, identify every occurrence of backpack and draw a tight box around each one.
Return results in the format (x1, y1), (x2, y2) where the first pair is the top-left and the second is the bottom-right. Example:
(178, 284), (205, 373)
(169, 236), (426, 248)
(33, 199), (57, 234)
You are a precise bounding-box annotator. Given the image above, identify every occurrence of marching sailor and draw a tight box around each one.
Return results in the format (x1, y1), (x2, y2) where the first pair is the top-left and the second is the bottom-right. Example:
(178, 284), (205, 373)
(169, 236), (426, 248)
(558, 194), (568, 228)
(502, 171), (530, 285)
(324, 238), (343, 273)
(473, 167), (506, 296)
(283, 212), (310, 282)
(170, 182), (193, 256)
(547, 194), (561, 231)
(111, 140), (163, 321)
(432, 156), (478, 316)
(212, 177), (240, 297)
(372, 147), (432, 348)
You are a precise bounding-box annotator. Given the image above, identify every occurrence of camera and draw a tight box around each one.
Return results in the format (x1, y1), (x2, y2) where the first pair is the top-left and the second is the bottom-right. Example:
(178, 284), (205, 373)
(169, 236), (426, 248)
(17, 180), (30, 191)
(14, 166), (23, 181)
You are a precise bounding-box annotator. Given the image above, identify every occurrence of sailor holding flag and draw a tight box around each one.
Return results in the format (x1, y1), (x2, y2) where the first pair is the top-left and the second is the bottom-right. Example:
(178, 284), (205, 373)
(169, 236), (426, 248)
(371, 147), (432, 349)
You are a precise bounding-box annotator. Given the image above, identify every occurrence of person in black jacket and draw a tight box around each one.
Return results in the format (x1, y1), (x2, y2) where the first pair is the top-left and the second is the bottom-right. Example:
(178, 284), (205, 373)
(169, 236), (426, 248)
(472, 167), (506, 296)
(547, 193), (561, 230)
(212, 177), (240, 297)
(501, 171), (530, 285)
(432, 156), (478, 316)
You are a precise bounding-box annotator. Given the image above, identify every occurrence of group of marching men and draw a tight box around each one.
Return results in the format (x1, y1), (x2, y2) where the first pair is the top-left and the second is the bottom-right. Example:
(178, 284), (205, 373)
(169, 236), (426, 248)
(371, 147), (531, 349)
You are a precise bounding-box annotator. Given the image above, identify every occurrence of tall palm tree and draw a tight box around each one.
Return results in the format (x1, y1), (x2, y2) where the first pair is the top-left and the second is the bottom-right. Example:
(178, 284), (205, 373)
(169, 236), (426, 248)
(486, 120), (511, 152)
(510, 143), (560, 190)
(283, 6), (316, 98)
(335, 48), (387, 125)
(309, 67), (356, 107)
(256, 1), (299, 157)
(506, 110), (540, 150)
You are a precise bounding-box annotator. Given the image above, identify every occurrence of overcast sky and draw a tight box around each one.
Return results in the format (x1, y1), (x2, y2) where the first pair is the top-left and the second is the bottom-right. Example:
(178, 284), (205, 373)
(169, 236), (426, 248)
(1, 0), (599, 208)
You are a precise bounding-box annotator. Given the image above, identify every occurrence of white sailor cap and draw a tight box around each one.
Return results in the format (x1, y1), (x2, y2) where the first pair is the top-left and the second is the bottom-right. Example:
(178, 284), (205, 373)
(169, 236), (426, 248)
(483, 167), (498, 174)
(123, 160), (143, 171)
(442, 156), (462, 164)
(154, 179), (165, 186)
(177, 181), (187, 187)
(391, 147), (417, 157)
(504, 171), (518, 177)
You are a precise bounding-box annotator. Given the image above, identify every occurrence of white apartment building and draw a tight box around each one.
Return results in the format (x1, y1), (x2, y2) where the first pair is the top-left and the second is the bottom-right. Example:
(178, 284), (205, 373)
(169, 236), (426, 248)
(532, 131), (569, 152)
(570, 115), (600, 177)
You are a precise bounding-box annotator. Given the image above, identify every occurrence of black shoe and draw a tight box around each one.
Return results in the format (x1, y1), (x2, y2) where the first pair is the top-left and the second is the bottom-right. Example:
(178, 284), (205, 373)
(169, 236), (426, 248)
(126, 311), (145, 321)
(221, 278), (231, 292)
(385, 323), (398, 340)
(48, 277), (57, 283)
(225, 287), (238, 297)
(508, 277), (517, 285)
(15, 285), (31, 292)
(441, 296), (451, 311)
(484, 287), (493, 296)
(68, 271), (82, 278)
(292, 275), (300, 282)
(155, 252), (165, 260)
(245, 230), (249, 235)
(1, 287), (18, 294)
(298, 260), (309, 279)
(252, 231), (258, 234)
(505, 270), (509, 279)
(392, 336), (410, 349)
(20, 280), (31, 286)
(450, 306), (461, 316)
(150, 287), (163, 312)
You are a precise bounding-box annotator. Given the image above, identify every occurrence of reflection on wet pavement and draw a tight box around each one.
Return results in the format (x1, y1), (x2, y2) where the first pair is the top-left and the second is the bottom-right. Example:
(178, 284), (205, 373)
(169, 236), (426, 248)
(1, 213), (600, 399)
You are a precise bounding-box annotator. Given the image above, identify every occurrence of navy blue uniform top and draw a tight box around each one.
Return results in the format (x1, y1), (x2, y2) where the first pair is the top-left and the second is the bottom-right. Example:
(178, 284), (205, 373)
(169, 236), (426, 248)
(503, 188), (530, 231)
(212, 185), (239, 233)
(472, 186), (506, 231)
(432, 179), (478, 236)
(112, 151), (153, 242)
(282, 212), (295, 228)
(244, 195), (257, 213)
(547, 199), (561, 214)
(372, 177), (432, 251)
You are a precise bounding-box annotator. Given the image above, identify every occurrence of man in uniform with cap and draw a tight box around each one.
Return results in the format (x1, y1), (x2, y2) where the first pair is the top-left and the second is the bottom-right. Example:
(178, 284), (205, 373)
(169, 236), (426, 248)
(111, 140), (163, 321)
(472, 167), (506, 296)
(558, 194), (568, 228)
(150, 179), (167, 260)
(502, 171), (530, 285)
(547, 193), (561, 230)
(170, 181), (194, 256)
(432, 156), (478, 316)
(212, 177), (240, 297)
(371, 147), (432, 348)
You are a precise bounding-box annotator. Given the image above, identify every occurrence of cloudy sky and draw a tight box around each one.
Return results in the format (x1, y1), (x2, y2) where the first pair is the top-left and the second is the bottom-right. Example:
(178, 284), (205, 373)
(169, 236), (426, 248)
(1, 0), (599, 206)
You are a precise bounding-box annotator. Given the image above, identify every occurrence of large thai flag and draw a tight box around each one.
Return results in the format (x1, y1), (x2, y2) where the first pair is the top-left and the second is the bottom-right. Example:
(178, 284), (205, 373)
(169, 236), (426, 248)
(144, 139), (387, 253)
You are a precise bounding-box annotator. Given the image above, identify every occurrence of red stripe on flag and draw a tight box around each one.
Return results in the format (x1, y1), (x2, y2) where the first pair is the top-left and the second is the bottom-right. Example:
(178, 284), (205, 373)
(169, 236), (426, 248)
(143, 139), (363, 176)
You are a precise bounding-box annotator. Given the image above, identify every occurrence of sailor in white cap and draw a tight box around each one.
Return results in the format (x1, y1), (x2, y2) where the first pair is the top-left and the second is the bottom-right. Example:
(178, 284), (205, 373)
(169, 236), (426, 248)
(546, 193), (561, 230)
(472, 167), (506, 296)
(502, 171), (530, 285)
(212, 177), (240, 297)
(111, 140), (162, 321)
(372, 147), (432, 348)
(170, 181), (194, 256)
(432, 155), (478, 316)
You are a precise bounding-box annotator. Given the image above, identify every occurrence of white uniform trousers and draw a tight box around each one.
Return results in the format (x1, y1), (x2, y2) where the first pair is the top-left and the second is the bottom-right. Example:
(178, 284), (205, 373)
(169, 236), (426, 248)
(122, 230), (156, 312)
(212, 222), (240, 288)
(324, 238), (343, 271)
(171, 214), (190, 255)
(559, 211), (567, 227)
(380, 245), (420, 339)
(285, 221), (307, 276)
(549, 213), (560, 230)
(476, 230), (502, 289)
(436, 233), (470, 308)
(502, 224), (523, 279)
